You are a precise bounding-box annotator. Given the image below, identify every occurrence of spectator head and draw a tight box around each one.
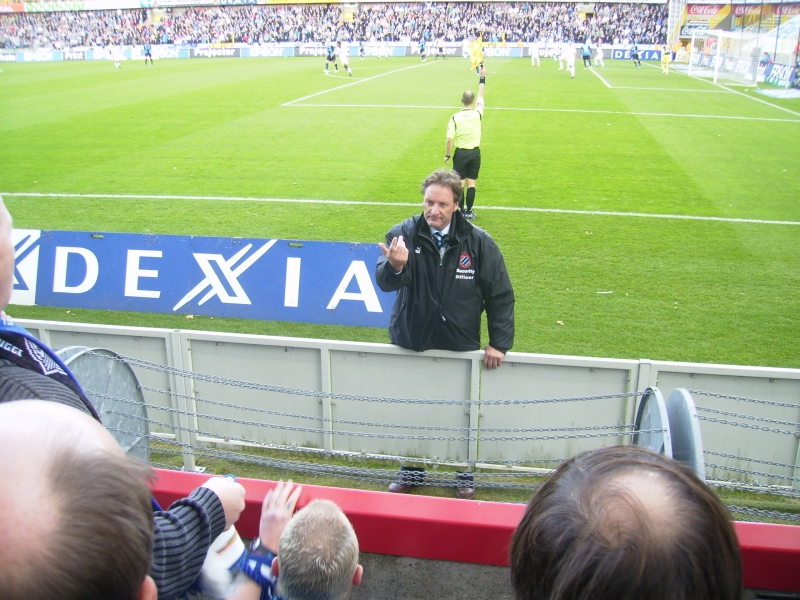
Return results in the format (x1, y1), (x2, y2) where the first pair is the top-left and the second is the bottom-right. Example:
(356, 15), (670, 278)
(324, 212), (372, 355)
(273, 499), (362, 600)
(461, 89), (476, 107)
(0, 196), (15, 310)
(510, 445), (742, 600)
(0, 400), (157, 600)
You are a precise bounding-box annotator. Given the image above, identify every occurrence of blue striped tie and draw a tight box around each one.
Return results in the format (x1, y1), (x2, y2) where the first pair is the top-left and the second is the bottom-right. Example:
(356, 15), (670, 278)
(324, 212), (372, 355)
(433, 231), (445, 250)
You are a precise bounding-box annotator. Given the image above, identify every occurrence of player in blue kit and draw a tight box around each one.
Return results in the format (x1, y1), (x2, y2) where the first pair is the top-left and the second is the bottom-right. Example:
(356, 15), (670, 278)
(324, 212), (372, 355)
(631, 42), (642, 69)
(581, 41), (591, 68)
(419, 39), (426, 62)
(143, 41), (153, 65)
(324, 41), (339, 73)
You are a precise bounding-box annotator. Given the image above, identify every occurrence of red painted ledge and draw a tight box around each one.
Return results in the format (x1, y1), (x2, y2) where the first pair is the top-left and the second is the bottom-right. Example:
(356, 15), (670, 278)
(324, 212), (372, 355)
(151, 469), (800, 591)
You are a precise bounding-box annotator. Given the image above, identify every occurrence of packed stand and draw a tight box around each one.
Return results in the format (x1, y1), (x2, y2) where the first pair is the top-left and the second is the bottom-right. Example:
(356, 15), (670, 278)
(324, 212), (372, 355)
(0, 2), (668, 49)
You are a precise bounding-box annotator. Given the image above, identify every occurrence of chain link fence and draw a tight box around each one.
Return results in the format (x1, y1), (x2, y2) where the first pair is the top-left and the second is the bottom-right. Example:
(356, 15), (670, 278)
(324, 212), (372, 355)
(81, 351), (800, 523)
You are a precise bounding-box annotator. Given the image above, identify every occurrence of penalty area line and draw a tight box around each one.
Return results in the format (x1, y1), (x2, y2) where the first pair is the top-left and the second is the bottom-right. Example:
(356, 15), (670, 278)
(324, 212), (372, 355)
(645, 62), (800, 118)
(589, 68), (613, 88)
(283, 61), (435, 106)
(4, 192), (799, 226)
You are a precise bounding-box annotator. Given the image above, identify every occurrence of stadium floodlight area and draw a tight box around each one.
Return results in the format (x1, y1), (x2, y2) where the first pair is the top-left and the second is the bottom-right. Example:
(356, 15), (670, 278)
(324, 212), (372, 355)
(688, 29), (763, 85)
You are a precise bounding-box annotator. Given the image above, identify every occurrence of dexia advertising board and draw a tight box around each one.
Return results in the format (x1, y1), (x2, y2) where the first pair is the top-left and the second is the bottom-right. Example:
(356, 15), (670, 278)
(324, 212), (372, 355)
(10, 230), (395, 327)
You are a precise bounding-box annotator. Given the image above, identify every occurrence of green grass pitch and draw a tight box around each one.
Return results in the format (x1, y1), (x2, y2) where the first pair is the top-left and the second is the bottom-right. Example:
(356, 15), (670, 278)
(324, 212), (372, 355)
(1, 56), (799, 368)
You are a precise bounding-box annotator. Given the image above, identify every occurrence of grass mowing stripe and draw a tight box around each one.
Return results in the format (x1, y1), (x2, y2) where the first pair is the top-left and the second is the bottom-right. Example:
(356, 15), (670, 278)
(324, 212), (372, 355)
(4, 192), (799, 226)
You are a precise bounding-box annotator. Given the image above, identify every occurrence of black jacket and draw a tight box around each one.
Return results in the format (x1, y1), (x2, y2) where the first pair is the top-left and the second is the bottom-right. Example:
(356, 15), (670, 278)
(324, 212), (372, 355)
(376, 211), (514, 353)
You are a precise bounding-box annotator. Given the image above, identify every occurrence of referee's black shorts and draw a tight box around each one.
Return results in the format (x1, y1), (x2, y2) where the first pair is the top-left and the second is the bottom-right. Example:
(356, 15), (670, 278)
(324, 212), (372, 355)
(453, 147), (481, 180)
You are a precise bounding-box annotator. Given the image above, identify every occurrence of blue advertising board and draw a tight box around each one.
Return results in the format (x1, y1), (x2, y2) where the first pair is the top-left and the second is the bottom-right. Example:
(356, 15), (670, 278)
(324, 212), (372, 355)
(10, 230), (395, 328)
(612, 49), (661, 60)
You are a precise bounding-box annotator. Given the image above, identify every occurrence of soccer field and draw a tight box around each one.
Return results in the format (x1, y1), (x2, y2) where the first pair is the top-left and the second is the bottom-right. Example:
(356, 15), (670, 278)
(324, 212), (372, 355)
(1, 56), (799, 368)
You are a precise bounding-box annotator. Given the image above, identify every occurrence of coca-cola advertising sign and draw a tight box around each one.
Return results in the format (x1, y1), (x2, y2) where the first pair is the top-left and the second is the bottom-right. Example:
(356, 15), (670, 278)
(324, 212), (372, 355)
(732, 4), (761, 16)
(730, 3), (800, 17)
(687, 4), (724, 15)
(776, 3), (800, 15)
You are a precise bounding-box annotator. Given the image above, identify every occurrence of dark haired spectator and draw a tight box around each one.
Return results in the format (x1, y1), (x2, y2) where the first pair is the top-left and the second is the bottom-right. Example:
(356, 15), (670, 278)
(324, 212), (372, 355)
(510, 445), (742, 600)
(0, 400), (157, 600)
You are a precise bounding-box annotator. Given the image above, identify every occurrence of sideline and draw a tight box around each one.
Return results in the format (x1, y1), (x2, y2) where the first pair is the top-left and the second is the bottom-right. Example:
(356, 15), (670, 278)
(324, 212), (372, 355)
(4, 192), (799, 226)
(285, 103), (800, 122)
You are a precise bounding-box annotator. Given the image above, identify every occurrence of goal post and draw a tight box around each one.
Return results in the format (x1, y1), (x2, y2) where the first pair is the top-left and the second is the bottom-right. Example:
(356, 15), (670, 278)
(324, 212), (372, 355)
(688, 29), (763, 85)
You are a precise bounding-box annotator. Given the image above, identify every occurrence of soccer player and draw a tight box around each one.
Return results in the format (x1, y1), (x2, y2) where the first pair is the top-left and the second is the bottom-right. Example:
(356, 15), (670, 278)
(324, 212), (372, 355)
(378, 39), (389, 59)
(109, 44), (121, 68)
(462, 37), (470, 59)
(143, 41), (153, 65)
(337, 41), (353, 76)
(557, 41), (565, 70)
(419, 38), (427, 62)
(581, 40), (592, 68)
(530, 39), (540, 66)
(547, 39), (558, 63)
(435, 37), (446, 61)
(359, 41), (365, 59)
(631, 41), (642, 69)
(593, 42), (605, 67)
(562, 42), (575, 78)
(661, 45), (670, 74)
(324, 41), (338, 73)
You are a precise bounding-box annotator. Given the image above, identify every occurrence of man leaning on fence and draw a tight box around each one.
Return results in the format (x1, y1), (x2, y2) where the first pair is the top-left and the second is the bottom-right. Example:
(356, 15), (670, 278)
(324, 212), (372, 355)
(375, 169), (515, 499)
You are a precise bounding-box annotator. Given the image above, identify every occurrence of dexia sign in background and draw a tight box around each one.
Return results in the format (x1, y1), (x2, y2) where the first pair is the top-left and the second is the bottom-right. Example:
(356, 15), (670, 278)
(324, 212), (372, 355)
(10, 230), (395, 327)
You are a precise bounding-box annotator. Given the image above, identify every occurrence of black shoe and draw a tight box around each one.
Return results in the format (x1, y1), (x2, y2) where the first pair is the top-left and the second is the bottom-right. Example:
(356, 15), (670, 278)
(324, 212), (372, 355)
(455, 472), (475, 500)
(388, 466), (425, 493)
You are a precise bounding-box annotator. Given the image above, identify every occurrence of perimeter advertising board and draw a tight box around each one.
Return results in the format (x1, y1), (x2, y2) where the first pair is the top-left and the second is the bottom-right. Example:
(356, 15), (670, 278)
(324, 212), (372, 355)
(764, 62), (798, 88)
(10, 231), (395, 328)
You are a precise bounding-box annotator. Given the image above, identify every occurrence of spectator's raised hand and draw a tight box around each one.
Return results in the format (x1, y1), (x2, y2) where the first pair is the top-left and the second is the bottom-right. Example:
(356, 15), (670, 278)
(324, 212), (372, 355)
(259, 480), (303, 554)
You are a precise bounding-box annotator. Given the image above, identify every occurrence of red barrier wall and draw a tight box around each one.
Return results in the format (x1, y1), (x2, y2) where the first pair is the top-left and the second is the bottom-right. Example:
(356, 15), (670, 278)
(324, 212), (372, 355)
(151, 469), (800, 592)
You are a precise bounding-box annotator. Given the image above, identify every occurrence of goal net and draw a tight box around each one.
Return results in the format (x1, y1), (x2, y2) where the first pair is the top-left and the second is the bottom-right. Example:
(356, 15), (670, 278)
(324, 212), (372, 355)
(687, 29), (763, 85)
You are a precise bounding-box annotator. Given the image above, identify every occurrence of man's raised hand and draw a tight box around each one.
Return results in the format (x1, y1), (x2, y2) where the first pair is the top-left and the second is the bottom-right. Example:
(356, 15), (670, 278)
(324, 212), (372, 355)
(378, 235), (409, 273)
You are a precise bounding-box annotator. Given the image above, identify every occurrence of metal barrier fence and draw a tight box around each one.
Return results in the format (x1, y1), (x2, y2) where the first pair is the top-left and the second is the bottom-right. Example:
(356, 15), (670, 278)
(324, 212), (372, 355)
(17, 318), (800, 522)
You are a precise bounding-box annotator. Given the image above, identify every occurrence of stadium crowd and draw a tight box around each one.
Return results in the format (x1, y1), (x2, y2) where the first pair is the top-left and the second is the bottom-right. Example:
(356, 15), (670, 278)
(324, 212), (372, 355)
(0, 2), (667, 49)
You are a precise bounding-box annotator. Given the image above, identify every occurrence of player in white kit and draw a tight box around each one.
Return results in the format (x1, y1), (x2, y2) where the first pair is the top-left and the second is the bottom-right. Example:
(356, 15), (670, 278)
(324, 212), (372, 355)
(530, 40), (540, 66)
(562, 42), (575, 78)
(336, 41), (353, 76)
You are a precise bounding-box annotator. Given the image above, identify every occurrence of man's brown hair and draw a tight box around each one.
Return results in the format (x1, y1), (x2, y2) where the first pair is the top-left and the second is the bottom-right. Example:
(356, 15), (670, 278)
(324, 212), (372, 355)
(510, 445), (742, 600)
(421, 169), (463, 206)
(0, 448), (154, 600)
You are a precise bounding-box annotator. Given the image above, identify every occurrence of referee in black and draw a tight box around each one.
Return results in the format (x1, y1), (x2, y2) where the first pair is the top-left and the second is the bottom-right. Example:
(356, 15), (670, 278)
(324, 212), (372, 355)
(444, 64), (486, 220)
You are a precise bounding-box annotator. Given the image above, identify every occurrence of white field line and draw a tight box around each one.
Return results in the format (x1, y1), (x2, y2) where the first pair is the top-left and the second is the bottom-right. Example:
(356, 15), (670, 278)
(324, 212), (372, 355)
(4, 192), (799, 226)
(613, 86), (732, 93)
(283, 61), (434, 105)
(285, 103), (800, 123)
(710, 79), (800, 118)
(589, 67), (613, 88)
(643, 62), (800, 118)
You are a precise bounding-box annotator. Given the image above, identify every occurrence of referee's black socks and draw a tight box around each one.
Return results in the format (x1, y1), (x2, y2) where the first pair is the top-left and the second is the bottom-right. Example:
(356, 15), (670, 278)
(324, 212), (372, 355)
(466, 187), (476, 212)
